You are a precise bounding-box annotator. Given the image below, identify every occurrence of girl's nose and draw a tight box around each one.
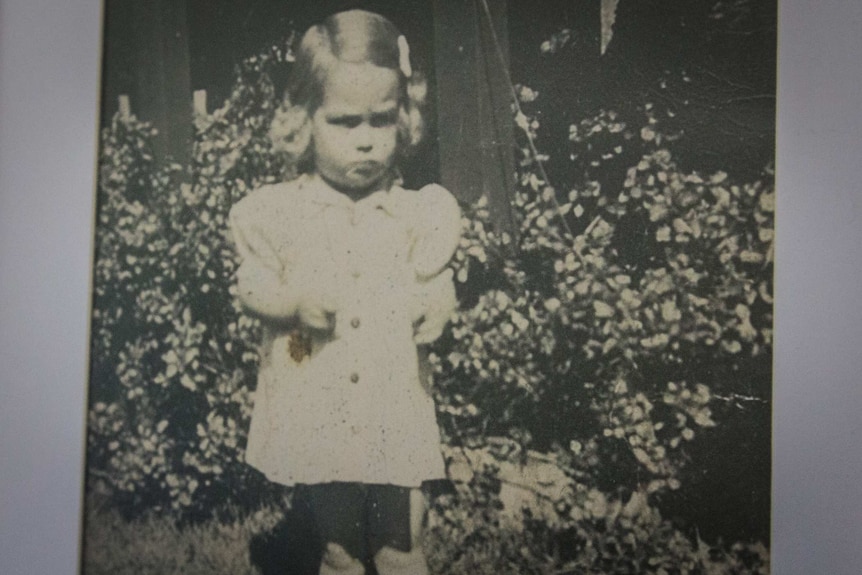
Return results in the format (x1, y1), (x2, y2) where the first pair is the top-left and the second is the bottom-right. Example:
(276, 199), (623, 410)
(353, 124), (374, 152)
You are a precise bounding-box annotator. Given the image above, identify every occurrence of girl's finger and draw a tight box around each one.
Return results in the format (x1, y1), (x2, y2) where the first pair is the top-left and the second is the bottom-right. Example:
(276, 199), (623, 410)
(299, 308), (332, 331)
(414, 317), (443, 344)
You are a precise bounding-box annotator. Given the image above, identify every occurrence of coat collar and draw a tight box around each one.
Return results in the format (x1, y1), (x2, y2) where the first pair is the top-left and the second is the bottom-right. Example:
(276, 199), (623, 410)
(300, 173), (401, 217)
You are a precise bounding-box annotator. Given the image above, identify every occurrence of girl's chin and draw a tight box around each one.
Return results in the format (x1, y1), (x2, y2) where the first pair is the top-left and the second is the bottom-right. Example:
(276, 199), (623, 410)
(328, 170), (390, 197)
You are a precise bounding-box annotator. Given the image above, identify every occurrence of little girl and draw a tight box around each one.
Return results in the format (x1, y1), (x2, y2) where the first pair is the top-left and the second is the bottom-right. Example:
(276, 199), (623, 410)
(230, 10), (461, 575)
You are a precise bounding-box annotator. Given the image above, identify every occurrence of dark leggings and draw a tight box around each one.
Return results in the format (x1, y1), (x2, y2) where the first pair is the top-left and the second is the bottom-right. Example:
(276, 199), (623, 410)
(294, 482), (412, 562)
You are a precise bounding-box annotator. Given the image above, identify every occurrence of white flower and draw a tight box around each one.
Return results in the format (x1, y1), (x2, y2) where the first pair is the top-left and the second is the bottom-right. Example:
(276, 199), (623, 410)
(510, 310), (530, 331)
(593, 300), (614, 318)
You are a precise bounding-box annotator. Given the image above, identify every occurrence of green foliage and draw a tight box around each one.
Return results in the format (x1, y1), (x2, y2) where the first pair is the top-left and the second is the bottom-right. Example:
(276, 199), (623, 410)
(88, 55), (289, 515)
(426, 472), (558, 575)
(434, 93), (772, 481)
(426, 84), (772, 569)
(425, 464), (769, 575)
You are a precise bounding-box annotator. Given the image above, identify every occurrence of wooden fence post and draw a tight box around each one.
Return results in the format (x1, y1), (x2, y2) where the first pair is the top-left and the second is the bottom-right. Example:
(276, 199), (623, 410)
(128, 0), (193, 166)
(433, 0), (516, 236)
(118, 95), (131, 121)
(193, 90), (208, 117)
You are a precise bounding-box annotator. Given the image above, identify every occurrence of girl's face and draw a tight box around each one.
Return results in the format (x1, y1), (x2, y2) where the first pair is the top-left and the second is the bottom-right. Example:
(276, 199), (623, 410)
(311, 62), (400, 197)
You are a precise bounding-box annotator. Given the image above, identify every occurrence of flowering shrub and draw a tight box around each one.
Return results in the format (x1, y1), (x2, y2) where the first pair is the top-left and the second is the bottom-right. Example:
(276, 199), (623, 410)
(426, 83), (772, 569)
(426, 470), (769, 575)
(87, 54), (290, 515)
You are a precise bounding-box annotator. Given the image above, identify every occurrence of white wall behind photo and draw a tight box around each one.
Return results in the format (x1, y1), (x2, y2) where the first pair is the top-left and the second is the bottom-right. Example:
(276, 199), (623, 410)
(0, 1), (100, 573)
(1, 0), (860, 574)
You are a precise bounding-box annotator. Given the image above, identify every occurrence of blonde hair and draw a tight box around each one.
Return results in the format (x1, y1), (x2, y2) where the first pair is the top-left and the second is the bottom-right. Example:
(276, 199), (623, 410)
(269, 10), (428, 171)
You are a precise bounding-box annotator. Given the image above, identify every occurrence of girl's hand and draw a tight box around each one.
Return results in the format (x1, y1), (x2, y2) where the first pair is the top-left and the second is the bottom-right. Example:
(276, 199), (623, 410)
(285, 264), (339, 332)
(297, 305), (335, 332)
(295, 290), (337, 332)
(414, 312), (449, 345)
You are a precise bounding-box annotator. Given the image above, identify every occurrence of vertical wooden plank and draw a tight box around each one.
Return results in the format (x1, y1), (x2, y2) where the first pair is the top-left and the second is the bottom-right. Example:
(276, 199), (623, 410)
(433, 0), (483, 204)
(475, 0), (516, 235)
(433, 0), (516, 235)
(129, 0), (192, 166)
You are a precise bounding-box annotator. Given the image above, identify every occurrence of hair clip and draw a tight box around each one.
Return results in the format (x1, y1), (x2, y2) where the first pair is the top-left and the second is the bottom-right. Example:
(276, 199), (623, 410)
(397, 35), (412, 78)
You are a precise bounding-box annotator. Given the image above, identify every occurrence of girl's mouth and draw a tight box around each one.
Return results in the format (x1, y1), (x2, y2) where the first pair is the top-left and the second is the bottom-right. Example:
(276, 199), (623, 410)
(348, 161), (381, 175)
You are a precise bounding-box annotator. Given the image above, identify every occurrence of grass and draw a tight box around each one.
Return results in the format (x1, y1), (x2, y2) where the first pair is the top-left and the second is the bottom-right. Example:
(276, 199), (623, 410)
(80, 494), (540, 575)
(82, 498), (285, 575)
(82, 494), (769, 575)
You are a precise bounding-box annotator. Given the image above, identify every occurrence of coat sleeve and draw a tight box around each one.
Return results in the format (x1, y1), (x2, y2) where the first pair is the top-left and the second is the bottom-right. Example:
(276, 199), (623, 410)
(410, 183), (462, 281)
(408, 184), (462, 343)
(229, 191), (301, 321)
(412, 268), (458, 344)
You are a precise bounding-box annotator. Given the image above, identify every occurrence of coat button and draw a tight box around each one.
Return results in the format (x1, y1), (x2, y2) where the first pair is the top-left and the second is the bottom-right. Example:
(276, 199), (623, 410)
(350, 317), (361, 329)
(350, 373), (360, 383)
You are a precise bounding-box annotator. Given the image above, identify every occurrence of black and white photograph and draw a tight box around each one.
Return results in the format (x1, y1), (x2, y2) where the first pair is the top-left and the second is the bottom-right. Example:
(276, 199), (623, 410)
(80, 1), (775, 574)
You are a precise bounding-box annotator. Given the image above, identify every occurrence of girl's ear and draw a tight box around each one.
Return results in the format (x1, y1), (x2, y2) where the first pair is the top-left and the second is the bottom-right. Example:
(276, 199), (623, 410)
(269, 104), (312, 160)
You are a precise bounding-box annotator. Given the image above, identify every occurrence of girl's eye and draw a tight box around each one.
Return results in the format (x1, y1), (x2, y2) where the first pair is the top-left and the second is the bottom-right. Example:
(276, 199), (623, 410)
(370, 111), (398, 128)
(326, 110), (397, 129)
(329, 116), (362, 128)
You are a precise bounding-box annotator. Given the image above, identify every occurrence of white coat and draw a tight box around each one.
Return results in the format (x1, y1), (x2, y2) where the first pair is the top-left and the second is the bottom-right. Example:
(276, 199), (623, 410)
(229, 174), (461, 487)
